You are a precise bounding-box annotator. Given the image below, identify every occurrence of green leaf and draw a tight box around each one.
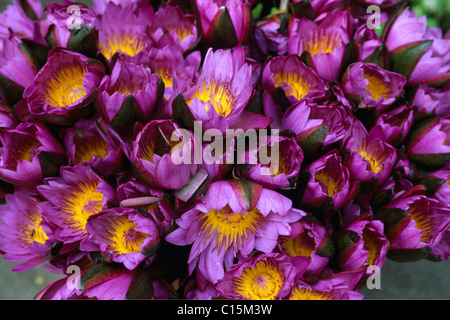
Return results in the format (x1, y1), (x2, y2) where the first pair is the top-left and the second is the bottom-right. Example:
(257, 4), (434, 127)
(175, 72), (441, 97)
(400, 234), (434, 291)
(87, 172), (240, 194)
(389, 40), (433, 79)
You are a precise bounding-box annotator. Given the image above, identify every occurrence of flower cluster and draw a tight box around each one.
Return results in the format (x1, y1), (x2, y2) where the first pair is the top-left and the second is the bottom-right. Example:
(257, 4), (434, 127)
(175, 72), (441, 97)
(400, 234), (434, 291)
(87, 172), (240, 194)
(0, 0), (449, 300)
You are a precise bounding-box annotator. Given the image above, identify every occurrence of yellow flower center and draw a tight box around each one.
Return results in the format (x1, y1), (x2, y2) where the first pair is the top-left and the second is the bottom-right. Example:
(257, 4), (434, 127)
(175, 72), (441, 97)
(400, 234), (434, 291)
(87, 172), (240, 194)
(408, 202), (434, 243)
(362, 229), (379, 266)
(289, 287), (333, 300)
(74, 137), (109, 163)
(281, 230), (316, 258)
(234, 260), (284, 300)
(273, 70), (312, 101)
(9, 136), (42, 168)
(356, 143), (385, 174)
(200, 206), (263, 249)
(304, 29), (341, 56)
(60, 181), (104, 233)
(189, 79), (236, 117)
(100, 33), (146, 60)
(18, 207), (48, 245)
(44, 64), (87, 108)
(314, 169), (342, 196)
(105, 214), (147, 255)
(363, 72), (391, 100)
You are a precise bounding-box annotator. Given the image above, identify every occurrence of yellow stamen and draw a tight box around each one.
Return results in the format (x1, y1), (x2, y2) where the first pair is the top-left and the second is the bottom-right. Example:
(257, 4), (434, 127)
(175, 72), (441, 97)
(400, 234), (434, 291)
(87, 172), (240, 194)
(234, 260), (284, 300)
(281, 230), (316, 258)
(273, 70), (312, 101)
(60, 181), (104, 233)
(100, 33), (146, 60)
(289, 287), (333, 300)
(200, 205), (263, 249)
(105, 214), (147, 255)
(363, 72), (391, 100)
(18, 207), (48, 245)
(314, 169), (342, 196)
(356, 143), (385, 174)
(362, 229), (379, 266)
(408, 202), (434, 243)
(74, 138), (109, 163)
(44, 64), (87, 108)
(304, 29), (341, 56)
(11, 136), (41, 167)
(189, 79), (236, 117)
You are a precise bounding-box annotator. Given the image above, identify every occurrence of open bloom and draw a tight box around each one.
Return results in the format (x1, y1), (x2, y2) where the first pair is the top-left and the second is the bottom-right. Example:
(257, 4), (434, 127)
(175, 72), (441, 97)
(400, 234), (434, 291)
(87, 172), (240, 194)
(192, 0), (253, 49)
(376, 194), (450, 261)
(166, 180), (306, 283)
(288, 8), (351, 82)
(63, 118), (123, 175)
(341, 62), (406, 112)
(37, 165), (117, 245)
(215, 253), (304, 300)
(0, 121), (66, 187)
(0, 188), (52, 271)
(85, 207), (160, 270)
(132, 119), (198, 190)
(94, 56), (162, 129)
(95, 2), (154, 62)
(176, 47), (255, 132)
(262, 55), (326, 109)
(23, 49), (105, 125)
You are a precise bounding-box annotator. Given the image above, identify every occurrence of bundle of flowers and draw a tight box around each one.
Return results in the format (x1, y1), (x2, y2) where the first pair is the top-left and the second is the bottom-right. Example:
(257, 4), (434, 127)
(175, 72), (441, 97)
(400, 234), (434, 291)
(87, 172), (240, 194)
(0, 0), (449, 300)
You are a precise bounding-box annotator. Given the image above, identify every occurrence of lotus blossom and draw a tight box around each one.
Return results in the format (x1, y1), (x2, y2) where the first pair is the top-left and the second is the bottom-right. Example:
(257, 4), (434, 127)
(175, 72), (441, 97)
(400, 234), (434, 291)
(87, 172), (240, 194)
(406, 117), (450, 169)
(288, 8), (351, 82)
(215, 253), (305, 300)
(23, 49), (105, 125)
(165, 180), (306, 283)
(94, 56), (163, 130)
(0, 121), (66, 187)
(420, 169), (450, 207)
(63, 118), (123, 175)
(36, 165), (117, 245)
(0, 188), (52, 271)
(192, 0), (253, 49)
(385, 7), (450, 86)
(412, 84), (450, 119)
(84, 207), (160, 270)
(262, 55), (326, 109)
(341, 62), (407, 112)
(132, 119), (198, 190)
(377, 194), (450, 261)
(95, 2), (154, 62)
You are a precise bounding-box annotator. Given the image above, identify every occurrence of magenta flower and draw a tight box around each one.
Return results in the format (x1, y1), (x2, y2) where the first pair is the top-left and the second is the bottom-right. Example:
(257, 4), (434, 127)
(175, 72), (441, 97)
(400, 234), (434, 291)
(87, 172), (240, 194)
(378, 195), (450, 261)
(175, 47), (256, 132)
(149, 4), (198, 53)
(280, 214), (334, 276)
(234, 134), (304, 189)
(0, 38), (39, 105)
(412, 84), (450, 119)
(341, 62), (407, 112)
(420, 169), (450, 207)
(192, 0), (253, 49)
(290, 0), (344, 16)
(342, 119), (398, 191)
(406, 117), (450, 169)
(95, 2), (154, 62)
(165, 180), (306, 283)
(369, 104), (415, 147)
(94, 56), (162, 130)
(85, 207), (160, 270)
(132, 119), (198, 190)
(429, 229), (450, 261)
(385, 8), (450, 86)
(63, 118), (124, 175)
(0, 121), (66, 187)
(288, 276), (364, 300)
(0, 188), (52, 271)
(36, 165), (117, 245)
(335, 219), (389, 271)
(0, 103), (17, 128)
(300, 150), (356, 212)
(288, 8), (351, 82)
(215, 253), (304, 300)
(23, 49), (105, 125)
(262, 55), (326, 109)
